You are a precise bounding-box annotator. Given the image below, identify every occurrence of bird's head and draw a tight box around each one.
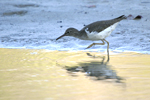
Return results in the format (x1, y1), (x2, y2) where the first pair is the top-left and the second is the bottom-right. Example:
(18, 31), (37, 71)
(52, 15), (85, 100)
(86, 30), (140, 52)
(56, 28), (79, 40)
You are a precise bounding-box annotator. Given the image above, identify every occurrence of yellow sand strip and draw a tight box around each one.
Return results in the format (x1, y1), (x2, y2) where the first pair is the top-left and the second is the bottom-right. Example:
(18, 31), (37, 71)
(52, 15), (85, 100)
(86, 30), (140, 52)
(0, 48), (150, 100)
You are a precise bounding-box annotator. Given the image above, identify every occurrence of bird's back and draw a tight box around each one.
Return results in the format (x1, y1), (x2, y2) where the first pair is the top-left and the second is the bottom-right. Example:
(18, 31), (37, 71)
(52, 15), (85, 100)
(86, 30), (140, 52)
(80, 15), (126, 33)
(79, 15), (126, 40)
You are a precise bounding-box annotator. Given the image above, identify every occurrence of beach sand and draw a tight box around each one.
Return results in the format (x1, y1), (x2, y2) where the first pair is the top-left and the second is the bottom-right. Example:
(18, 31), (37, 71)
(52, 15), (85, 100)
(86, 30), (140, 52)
(0, 48), (150, 100)
(0, 0), (150, 52)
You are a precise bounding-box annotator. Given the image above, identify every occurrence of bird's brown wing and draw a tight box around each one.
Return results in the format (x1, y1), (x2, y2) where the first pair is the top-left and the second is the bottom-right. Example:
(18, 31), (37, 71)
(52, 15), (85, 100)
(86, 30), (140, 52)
(80, 15), (126, 33)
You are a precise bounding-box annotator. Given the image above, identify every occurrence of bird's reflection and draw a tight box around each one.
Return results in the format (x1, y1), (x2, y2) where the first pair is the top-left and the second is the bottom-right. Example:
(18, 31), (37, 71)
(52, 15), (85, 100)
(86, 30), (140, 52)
(65, 53), (123, 83)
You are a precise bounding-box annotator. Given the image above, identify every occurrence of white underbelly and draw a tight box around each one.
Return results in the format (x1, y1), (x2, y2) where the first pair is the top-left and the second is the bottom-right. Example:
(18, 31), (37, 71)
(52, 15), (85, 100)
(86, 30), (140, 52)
(86, 22), (119, 40)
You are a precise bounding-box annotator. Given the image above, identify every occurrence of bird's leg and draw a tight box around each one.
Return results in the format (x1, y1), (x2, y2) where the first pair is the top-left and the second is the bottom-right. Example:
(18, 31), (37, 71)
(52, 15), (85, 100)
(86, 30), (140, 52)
(86, 39), (110, 61)
(86, 40), (105, 49)
(103, 39), (109, 61)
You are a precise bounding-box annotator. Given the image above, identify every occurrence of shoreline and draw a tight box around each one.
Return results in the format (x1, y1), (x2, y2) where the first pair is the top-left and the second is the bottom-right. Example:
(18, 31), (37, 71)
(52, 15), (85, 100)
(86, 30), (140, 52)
(1, 47), (150, 54)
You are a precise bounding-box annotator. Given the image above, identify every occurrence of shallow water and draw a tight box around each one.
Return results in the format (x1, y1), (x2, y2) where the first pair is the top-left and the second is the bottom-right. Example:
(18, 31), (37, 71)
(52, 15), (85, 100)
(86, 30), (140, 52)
(0, 48), (150, 100)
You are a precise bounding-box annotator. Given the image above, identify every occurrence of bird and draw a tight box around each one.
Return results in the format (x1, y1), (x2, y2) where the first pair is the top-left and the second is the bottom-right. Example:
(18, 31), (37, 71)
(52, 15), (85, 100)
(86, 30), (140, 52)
(56, 15), (126, 61)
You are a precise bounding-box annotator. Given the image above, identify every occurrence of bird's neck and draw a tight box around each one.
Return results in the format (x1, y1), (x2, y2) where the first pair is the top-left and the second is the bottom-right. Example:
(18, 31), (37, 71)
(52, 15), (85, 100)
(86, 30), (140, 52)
(72, 31), (80, 38)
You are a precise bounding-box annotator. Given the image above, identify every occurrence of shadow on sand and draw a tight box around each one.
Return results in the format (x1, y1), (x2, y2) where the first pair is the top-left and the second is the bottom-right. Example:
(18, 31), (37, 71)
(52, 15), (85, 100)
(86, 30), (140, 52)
(64, 53), (123, 83)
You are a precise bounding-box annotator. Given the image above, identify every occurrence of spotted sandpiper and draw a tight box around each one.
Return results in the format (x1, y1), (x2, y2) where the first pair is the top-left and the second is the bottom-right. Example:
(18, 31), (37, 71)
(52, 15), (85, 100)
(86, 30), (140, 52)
(56, 15), (126, 61)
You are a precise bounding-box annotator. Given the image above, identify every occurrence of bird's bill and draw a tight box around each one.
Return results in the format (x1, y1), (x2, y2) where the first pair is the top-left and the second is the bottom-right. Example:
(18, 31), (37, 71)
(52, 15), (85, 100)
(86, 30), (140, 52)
(56, 34), (65, 40)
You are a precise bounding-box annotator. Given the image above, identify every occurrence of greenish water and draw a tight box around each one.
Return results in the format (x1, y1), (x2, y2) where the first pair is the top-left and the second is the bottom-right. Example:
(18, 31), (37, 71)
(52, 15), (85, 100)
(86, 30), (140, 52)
(0, 49), (150, 100)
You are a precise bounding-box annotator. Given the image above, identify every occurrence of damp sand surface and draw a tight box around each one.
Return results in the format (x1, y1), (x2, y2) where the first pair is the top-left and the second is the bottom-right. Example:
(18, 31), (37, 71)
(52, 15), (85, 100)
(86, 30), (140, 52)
(0, 48), (150, 100)
(0, 0), (150, 53)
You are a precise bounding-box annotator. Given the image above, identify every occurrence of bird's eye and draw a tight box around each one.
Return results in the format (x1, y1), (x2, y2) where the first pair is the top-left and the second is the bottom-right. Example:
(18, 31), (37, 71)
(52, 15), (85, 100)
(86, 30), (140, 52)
(67, 31), (72, 34)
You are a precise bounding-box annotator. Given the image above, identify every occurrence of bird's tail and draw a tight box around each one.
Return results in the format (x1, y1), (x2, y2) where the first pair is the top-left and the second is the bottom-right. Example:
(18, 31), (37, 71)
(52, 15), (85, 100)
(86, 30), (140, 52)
(113, 15), (141, 21)
(115, 15), (127, 20)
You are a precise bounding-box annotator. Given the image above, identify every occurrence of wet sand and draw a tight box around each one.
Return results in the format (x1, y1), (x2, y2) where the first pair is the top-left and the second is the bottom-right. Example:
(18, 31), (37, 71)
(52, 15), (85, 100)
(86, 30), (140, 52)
(0, 48), (150, 100)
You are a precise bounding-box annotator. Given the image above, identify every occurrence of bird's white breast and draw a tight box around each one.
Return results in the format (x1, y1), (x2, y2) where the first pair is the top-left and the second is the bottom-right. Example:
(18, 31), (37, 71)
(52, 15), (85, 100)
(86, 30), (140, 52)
(85, 22), (119, 40)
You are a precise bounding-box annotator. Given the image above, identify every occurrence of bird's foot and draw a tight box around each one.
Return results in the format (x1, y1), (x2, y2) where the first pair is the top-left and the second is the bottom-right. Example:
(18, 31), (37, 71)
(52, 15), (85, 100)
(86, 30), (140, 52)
(85, 47), (89, 49)
(85, 46), (92, 49)
(84, 46), (90, 50)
